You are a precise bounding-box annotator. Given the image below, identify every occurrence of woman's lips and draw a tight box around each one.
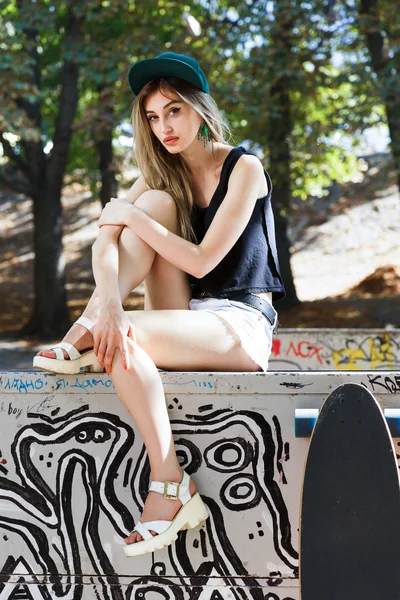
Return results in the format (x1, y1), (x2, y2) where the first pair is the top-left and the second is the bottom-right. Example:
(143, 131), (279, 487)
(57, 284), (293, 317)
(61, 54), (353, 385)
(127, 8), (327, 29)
(164, 137), (179, 145)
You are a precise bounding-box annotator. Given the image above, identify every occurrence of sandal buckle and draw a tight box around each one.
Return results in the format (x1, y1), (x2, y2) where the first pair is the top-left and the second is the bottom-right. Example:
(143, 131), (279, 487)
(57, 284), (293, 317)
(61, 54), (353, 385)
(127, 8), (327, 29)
(163, 481), (180, 500)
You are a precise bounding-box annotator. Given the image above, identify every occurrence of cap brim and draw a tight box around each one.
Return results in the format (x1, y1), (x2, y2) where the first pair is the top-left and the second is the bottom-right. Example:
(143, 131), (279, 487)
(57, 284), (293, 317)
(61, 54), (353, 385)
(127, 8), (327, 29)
(128, 57), (205, 95)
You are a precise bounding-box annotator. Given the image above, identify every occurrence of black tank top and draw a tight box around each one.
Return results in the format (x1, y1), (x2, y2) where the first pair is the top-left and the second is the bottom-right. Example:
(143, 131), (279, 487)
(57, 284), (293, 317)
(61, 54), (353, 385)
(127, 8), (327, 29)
(189, 145), (286, 302)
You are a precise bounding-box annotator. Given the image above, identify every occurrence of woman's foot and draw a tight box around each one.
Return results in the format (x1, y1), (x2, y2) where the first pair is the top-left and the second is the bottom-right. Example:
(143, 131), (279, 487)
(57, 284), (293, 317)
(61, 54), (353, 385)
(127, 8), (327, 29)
(36, 320), (94, 360)
(36, 323), (93, 360)
(125, 468), (197, 545)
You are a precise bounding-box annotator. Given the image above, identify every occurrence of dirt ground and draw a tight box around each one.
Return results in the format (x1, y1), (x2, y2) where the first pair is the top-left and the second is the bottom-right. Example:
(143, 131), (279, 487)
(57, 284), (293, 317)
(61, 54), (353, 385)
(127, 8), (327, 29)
(0, 151), (399, 371)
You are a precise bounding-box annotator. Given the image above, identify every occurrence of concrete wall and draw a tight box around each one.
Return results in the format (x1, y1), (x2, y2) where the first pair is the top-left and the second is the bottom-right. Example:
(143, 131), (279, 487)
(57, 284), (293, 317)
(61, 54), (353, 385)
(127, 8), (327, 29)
(0, 370), (399, 600)
(271, 329), (399, 370)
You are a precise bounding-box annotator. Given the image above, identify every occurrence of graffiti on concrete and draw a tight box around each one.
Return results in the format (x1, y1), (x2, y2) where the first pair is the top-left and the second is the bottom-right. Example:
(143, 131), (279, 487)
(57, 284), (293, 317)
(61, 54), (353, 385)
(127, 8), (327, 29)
(0, 398), (297, 600)
(363, 373), (400, 395)
(270, 331), (400, 371)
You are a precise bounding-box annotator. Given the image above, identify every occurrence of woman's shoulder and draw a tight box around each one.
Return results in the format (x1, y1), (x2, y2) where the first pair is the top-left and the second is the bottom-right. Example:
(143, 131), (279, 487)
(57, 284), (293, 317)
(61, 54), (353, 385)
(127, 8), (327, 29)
(233, 148), (265, 175)
(230, 148), (269, 197)
(216, 144), (267, 188)
(215, 144), (250, 170)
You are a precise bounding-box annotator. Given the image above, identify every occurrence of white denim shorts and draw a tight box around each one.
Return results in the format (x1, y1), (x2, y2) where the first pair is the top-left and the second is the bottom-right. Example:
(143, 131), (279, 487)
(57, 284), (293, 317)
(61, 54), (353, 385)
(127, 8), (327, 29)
(188, 297), (275, 372)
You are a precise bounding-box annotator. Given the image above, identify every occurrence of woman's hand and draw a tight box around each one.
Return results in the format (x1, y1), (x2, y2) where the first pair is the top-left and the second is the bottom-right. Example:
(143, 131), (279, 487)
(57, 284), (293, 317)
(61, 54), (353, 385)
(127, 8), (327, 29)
(98, 197), (132, 228)
(93, 301), (136, 373)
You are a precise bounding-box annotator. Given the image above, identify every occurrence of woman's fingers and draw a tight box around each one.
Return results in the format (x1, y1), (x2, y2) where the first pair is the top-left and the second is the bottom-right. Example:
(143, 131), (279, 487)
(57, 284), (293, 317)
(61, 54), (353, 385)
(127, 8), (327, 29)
(121, 324), (136, 370)
(121, 336), (130, 370)
(93, 327), (102, 358)
(104, 336), (118, 373)
(94, 317), (134, 373)
(104, 350), (115, 374)
(96, 335), (108, 369)
(128, 324), (136, 344)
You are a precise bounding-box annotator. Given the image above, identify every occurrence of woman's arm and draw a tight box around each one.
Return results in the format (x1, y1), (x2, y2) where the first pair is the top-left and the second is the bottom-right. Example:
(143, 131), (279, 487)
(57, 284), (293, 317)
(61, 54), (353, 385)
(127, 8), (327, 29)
(99, 154), (265, 279)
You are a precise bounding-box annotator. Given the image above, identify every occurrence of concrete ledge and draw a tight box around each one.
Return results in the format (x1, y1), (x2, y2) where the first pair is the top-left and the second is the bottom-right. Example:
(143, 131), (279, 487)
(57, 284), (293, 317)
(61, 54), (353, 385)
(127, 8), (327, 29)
(0, 370), (399, 600)
(2, 328), (399, 372)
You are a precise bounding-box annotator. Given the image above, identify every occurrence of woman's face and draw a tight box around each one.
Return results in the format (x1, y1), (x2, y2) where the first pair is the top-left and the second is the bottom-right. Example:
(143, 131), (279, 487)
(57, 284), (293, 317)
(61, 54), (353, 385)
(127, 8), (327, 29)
(144, 89), (202, 153)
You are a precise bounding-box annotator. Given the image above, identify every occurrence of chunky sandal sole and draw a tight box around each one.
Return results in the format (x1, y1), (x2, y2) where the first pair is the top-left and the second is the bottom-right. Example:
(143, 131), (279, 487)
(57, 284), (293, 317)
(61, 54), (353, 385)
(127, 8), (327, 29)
(123, 492), (209, 557)
(33, 350), (103, 375)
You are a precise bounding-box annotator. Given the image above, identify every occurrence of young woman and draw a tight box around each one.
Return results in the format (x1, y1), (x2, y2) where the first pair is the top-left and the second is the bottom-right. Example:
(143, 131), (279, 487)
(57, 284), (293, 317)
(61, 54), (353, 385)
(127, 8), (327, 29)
(33, 52), (285, 557)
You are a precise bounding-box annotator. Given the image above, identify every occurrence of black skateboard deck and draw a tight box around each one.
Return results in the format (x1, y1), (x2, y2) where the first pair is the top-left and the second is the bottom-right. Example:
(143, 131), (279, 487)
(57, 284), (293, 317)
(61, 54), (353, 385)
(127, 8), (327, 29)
(300, 382), (400, 600)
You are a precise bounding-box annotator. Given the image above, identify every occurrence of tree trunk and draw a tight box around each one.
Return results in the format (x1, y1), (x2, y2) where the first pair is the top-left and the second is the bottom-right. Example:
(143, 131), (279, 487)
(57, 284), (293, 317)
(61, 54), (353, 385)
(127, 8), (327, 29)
(360, 0), (400, 188)
(22, 3), (84, 338)
(97, 132), (118, 208)
(268, 92), (300, 309)
(22, 187), (70, 338)
(95, 87), (118, 208)
(274, 197), (300, 310)
(385, 100), (400, 187)
(267, 2), (300, 309)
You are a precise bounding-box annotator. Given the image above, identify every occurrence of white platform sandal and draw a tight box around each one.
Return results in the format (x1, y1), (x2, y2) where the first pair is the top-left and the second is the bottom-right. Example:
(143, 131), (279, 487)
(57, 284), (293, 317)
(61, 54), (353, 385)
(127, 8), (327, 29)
(32, 316), (103, 375)
(124, 470), (209, 557)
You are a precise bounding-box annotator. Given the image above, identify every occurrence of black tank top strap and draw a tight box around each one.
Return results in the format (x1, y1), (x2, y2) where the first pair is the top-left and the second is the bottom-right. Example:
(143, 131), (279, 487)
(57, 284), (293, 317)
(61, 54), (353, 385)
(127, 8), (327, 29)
(215, 146), (247, 201)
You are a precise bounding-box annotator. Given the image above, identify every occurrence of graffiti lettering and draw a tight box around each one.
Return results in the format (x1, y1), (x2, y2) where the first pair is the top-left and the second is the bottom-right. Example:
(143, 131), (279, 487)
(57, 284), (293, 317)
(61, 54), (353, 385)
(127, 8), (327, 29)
(2, 377), (45, 393)
(70, 377), (113, 390)
(366, 374), (400, 394)
(7, 402), (23, 418)
(55, 378), (68, 390)
(271, 339), (281, 357)
(271, 331), (400, 370)
(332, 334), (395, 370)
(286, 341), (323, 364)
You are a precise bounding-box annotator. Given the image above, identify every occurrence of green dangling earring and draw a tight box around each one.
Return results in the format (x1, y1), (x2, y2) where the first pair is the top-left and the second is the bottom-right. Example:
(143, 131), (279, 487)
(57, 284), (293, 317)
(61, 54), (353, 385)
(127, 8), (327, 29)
(197, 123), (212, 147)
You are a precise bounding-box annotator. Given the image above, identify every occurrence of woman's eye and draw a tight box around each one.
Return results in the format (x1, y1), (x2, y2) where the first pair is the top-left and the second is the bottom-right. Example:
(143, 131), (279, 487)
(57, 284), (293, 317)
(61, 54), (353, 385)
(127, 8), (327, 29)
(148, 107), (180, 123)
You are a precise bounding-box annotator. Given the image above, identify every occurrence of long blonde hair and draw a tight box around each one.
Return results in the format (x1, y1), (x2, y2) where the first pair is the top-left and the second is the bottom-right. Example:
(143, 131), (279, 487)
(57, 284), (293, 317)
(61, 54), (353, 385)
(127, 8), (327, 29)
(131, 77), (233, 241)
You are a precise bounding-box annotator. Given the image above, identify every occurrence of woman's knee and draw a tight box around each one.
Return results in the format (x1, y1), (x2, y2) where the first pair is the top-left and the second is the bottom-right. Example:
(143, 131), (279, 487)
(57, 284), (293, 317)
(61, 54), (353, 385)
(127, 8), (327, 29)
(135, 190), (178, 230)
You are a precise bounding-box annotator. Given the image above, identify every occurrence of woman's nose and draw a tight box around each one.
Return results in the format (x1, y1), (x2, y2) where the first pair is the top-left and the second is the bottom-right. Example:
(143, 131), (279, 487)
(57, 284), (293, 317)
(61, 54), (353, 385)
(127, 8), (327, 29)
(160, 119), (172, 133)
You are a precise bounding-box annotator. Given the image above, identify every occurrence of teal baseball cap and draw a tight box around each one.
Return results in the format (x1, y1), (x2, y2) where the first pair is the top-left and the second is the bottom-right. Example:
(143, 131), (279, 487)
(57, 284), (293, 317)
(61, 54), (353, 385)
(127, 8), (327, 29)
(128, 51), (209, 96)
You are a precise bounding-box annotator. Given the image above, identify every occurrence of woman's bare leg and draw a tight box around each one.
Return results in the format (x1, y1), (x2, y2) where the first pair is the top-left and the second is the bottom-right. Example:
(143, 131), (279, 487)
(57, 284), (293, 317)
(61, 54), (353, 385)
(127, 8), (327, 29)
(114, 308), (260, 545)
(37, 191), (190, 358)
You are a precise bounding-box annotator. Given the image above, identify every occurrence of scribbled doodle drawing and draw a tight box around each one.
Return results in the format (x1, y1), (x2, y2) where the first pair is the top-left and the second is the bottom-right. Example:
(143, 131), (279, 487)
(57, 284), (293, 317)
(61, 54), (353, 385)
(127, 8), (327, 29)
(0, 406), (135, 600)
(0, 450), (8, 476)
(168, 408), (298, 590)
(0, 397), (297, 599)
(125, 577), (184, 600)
(124, 409), (297, 599)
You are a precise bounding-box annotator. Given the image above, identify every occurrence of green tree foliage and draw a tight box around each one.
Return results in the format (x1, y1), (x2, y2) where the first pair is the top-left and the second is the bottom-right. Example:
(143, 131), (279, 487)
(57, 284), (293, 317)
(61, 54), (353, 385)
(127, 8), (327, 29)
(0, 0), (197, 337)
(187, 0), (392, 306)
(0, 0), (397, 333)
(332, 0), (400, 186)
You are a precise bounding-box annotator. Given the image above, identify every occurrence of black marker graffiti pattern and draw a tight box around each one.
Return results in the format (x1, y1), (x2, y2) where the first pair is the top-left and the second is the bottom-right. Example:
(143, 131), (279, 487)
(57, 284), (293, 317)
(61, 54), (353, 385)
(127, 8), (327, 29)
(0, 401), (296, 600)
